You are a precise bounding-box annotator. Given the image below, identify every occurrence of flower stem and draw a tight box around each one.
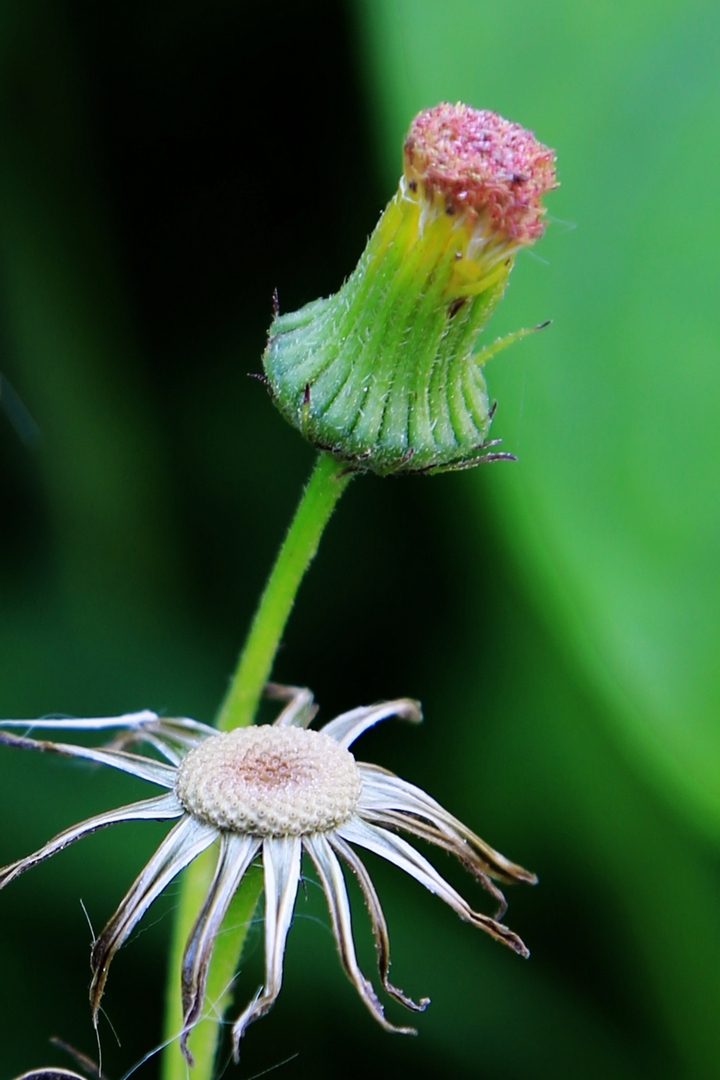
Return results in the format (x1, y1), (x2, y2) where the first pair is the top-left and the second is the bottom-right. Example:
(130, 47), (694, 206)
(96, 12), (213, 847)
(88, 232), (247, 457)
(160, 450), (353, 1080)
(217, 450), (354, 732)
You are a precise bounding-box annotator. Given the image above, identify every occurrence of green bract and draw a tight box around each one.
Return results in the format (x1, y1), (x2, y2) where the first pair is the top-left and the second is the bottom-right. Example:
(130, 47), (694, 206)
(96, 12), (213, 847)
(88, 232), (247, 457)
(263, 103), (556, 475)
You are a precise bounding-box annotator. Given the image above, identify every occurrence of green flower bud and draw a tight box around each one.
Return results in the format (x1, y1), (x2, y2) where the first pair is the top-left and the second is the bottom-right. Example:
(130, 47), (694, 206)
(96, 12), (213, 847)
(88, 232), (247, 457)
(263, 103), (557, 475)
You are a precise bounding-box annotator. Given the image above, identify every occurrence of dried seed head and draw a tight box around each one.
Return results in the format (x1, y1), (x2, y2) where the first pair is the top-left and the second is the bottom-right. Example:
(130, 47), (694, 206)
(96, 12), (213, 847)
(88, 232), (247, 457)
(175, 726), (361, 836)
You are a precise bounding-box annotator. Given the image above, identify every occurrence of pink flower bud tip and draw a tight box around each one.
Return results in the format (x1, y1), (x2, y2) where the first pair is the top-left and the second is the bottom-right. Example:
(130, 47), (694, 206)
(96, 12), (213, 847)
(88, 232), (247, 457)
(404, 103), (557, 245)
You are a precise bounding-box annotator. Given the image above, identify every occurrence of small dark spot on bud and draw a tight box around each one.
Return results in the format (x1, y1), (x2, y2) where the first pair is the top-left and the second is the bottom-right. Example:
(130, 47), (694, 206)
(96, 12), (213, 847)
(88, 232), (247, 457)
(303, 383), (311, 406)
(445, 202), (456, 215)
(510, 173), (528, 185)
(448, 297), (467, 319)
(408, 179), (418, 192)
(454, 251), (463, 261)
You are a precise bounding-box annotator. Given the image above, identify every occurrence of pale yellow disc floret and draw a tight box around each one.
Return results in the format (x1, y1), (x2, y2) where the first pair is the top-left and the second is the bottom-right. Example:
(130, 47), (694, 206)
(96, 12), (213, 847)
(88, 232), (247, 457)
(175, 726), (361, 837)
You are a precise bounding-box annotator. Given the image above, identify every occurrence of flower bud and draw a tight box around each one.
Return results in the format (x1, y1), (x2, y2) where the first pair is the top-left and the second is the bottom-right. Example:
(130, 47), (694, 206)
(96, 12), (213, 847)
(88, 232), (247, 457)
(263, 103), (556, 475)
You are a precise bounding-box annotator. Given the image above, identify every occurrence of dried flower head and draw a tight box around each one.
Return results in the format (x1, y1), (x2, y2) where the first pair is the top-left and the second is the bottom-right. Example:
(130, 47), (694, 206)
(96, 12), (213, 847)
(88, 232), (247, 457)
(263, 102), (556, 475)
(0, 687), (535, 1062)
(14, 1072), (87, 1080)
(404, 103), (557, 246)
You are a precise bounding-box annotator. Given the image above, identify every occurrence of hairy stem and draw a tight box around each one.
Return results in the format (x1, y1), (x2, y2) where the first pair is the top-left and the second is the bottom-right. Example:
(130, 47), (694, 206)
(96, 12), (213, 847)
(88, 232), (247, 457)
(161, 450), (353, 1080)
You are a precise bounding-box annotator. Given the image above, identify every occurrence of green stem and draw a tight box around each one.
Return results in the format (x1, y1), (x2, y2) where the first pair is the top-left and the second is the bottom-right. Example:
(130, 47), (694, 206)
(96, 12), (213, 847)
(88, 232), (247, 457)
(217, 450), (354, 731)
(160, 450), (353, 1080)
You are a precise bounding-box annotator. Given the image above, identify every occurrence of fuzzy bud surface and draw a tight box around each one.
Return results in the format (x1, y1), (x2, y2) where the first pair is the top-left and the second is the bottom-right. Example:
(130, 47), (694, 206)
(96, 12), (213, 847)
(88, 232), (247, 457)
(263, 102), (556, 475)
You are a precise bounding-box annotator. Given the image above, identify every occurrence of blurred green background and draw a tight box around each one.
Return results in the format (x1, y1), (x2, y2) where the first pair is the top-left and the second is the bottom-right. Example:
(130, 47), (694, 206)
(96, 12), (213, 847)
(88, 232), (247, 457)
(1, 0), (719, 1076)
